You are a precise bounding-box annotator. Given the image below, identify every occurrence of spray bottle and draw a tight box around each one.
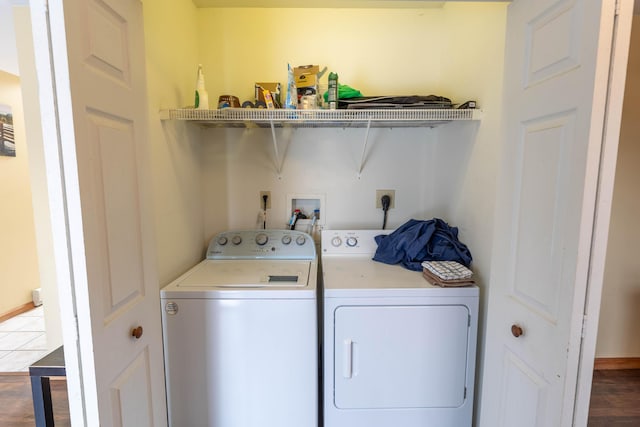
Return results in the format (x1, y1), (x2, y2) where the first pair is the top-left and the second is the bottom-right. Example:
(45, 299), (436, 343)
(285, 63), (297, 109)
(195, 64), (209, 109)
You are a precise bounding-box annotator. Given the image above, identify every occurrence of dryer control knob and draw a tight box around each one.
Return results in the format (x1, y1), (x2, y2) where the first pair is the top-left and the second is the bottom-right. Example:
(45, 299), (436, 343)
(296, 235), (307, 246)
(346, 237), (358, 247)
(231, 235), (242, 245)
(331, 237), (342, 247)
(281, 235), (292, 245)
(217, 236), (228, 246)
(255, 233), (268, 246)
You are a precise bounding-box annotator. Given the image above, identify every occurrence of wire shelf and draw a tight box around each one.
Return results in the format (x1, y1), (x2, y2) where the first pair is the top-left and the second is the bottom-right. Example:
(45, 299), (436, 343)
(163, 108), (481, 128)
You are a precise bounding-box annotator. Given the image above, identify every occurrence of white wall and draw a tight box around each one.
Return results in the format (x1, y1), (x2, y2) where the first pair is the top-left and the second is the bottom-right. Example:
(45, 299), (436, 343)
(0, 0), (19, 76)
(0, 1), (39, 317)
(202, 127), (436, 235)
(596, 14), (640, 358)
(0, 70), (41, 315)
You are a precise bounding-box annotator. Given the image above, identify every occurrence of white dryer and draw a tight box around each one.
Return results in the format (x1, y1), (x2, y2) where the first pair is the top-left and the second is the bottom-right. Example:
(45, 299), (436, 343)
(321, 230), (479, 427)
(161, 230), (318, 427)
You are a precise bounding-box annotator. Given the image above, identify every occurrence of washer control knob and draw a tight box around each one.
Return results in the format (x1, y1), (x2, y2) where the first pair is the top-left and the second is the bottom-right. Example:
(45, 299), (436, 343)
(281, 235), (292, 245)
(255, 233), (268, 246)
(296, 235), (307, 246)
(231, 235), (242, 245)
(217, 236), (228, 246)
(346, 237), (358, 247)
(331, 237), (343, 247)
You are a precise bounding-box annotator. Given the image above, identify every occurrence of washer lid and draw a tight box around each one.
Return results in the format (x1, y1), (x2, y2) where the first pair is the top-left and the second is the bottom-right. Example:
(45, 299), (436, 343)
(174, 259), (312, 288)
(161, 260), (317, 299)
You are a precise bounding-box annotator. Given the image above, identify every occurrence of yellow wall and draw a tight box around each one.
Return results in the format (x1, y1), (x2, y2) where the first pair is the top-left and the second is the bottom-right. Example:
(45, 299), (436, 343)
(0, 70), (40, 315)
(143, 2), (507, 286)
(190, 5), (507, 421)
(143, 0), (207, 285)
(596, 14), (640, 358)
(196, 4), (503, 105)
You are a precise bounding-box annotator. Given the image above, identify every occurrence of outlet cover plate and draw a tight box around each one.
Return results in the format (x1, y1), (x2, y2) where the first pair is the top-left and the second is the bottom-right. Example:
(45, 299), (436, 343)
(259, 191), (271, 209)
(376, 189), (395, 209)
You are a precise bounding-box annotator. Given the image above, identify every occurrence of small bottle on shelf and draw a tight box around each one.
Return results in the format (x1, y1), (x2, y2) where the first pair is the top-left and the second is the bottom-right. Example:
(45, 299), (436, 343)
(328, 72), (338, 110)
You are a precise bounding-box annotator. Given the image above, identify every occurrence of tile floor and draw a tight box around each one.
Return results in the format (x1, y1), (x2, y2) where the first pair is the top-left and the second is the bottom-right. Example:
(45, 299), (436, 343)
(0, 306), (49, 372)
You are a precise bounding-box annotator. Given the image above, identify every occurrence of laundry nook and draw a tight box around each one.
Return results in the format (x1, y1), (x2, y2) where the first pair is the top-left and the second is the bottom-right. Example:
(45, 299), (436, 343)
(8, 0), (637, 426)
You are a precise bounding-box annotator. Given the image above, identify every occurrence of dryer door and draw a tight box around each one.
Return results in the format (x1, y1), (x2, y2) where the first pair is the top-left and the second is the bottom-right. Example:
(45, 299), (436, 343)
(334, 305), (470, 409)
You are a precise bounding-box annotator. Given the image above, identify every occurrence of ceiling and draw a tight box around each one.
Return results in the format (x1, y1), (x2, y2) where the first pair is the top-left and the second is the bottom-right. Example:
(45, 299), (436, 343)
(191, 0), (447, 8)
(192, 0), (640, 12)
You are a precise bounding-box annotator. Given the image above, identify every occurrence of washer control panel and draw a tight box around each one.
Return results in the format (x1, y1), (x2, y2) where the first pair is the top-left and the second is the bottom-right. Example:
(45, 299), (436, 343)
(207, 229), (315, 260)
(321, 229), (392, 256)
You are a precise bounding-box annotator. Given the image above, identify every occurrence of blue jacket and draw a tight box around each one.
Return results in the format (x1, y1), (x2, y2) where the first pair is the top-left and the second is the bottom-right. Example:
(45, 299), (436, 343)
(373, 218), (472, 271)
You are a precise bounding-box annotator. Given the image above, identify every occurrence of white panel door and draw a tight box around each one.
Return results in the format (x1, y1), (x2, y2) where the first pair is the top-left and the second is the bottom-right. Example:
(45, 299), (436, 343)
(480, 1), (622, 426)
(45, 0), (167, 425)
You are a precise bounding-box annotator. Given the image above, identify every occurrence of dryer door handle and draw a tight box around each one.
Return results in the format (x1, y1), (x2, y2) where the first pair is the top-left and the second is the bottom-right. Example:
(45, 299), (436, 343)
(343, 339), (353, 379)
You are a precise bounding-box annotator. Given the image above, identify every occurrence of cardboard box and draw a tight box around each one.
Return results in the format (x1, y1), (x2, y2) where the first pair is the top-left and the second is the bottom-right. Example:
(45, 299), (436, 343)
(294, 65), (320, 91)
(255, 82), (281, 107)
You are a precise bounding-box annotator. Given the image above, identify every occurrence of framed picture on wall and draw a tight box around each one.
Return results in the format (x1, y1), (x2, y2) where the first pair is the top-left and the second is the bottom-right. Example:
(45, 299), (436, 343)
(0, 103), (15, 157)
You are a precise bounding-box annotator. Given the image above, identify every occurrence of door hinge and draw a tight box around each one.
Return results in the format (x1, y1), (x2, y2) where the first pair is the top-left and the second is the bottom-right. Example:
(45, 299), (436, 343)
(464, 387), (467, 399)
(615, 0), (621, 16)
(74, 315), (80, 342)
(468, 314), (471, 327)
(581, 314), (588, 338)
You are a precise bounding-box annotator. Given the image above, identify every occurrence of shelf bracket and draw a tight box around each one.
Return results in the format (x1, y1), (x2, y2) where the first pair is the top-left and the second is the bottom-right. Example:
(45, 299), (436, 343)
(270, 120), (283, 178)
(357, 118), (372, 178)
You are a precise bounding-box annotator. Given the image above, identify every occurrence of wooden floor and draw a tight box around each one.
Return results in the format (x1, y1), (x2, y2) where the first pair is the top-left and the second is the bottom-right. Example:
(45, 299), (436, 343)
(0, 374), (69, 427)
(588, 369), (640, 426)
(0, 370), (637, 426)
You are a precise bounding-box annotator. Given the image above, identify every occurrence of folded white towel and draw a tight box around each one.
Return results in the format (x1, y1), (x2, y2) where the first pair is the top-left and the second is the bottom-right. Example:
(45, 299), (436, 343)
(421, 261), (473, 281)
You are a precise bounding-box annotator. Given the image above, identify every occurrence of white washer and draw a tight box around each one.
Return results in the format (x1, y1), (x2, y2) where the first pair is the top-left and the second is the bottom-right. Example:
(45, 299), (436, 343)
(161, 230), (318, 427)
(321, 230), (479, 427)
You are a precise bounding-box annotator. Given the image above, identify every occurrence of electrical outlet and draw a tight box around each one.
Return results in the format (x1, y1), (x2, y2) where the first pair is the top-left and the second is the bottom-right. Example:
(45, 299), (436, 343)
(259, 191), (271, 209)
(376, 189), (395, 209)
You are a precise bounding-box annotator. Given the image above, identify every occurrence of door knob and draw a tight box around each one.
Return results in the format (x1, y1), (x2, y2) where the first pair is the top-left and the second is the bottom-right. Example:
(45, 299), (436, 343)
(511, 324), (524, 338)
(131, 326), (143, 339)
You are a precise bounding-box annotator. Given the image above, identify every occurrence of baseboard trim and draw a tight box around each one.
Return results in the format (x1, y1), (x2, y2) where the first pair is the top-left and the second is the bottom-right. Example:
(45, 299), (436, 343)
(594, 357), (640, 370)
(0, 302), (36, 323)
